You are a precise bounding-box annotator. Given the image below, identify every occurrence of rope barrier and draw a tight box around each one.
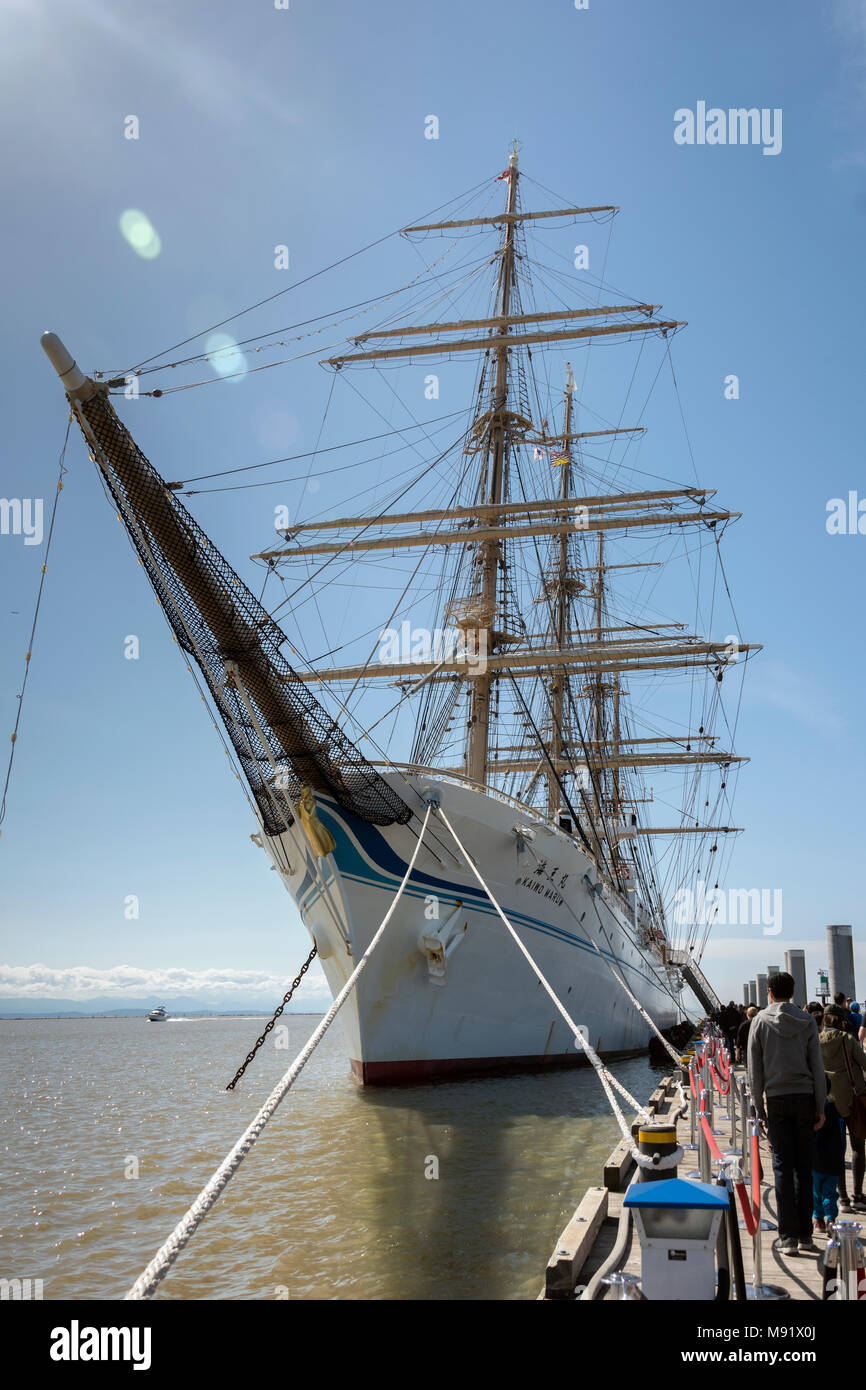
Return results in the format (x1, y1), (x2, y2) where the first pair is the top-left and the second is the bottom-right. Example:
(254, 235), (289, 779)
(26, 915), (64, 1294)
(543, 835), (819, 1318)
(698, 1090), (725, 1165)
(709, 1061), (731, 1096)
(124, 802), (433, 1300)
(729, 1126), (762, 1237)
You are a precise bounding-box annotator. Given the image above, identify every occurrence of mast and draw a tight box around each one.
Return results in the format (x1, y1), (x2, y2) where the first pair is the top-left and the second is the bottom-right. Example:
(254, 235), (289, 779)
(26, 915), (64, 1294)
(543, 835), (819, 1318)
(591, 532), (606, 831)
(547, 364), (575, 818)
(466, 144), (520, 784)
(254, 158), (755, 867)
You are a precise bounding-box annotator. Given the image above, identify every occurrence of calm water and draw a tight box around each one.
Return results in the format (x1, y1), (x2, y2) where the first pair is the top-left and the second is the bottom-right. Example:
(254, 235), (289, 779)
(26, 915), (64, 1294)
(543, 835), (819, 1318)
(0, 1016), (664, 1300)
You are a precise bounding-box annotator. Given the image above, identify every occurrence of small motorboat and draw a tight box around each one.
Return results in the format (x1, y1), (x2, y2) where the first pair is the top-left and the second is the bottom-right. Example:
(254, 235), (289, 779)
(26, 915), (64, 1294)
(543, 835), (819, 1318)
(146, 1005), (169, 1022)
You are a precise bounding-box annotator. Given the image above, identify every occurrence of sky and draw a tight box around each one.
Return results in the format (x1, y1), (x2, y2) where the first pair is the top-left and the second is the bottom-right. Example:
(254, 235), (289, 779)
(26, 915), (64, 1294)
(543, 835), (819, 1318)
(1, 0), (865, 1013)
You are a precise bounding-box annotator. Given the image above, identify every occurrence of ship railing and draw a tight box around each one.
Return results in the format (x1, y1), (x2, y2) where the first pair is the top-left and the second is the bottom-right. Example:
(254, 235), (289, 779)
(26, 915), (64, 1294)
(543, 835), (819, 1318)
(365, 760), (582, 840)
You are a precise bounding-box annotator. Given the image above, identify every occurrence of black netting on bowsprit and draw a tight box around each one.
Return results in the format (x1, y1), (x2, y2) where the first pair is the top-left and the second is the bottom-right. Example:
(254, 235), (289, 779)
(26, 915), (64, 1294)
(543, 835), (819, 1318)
(79, 391), (411, 833)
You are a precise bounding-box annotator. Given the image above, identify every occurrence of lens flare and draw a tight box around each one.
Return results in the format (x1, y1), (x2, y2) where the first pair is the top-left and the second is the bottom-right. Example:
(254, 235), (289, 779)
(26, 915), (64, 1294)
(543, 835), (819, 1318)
(118, 209), (162, 260)
(204, 333), (248, 381)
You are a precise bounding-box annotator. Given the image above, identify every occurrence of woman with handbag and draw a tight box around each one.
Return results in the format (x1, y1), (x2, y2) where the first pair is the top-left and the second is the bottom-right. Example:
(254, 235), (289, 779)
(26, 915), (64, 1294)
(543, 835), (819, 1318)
(819, 1005), (866, 1212)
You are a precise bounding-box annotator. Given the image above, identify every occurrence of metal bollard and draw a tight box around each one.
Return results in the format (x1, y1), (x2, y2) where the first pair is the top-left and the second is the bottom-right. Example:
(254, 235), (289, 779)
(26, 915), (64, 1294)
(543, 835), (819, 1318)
(739, 1079), (749, 1173)
(745, 1117), (786, 1299)
(832, 1220), (866, 1301)
(683, 1062), (698, 1153)
(724, 1163), (748, 1301)
(822, 1224), (840, 1300)
(699, 1089), (711, 1183)
(636, 1124), (680, 1183)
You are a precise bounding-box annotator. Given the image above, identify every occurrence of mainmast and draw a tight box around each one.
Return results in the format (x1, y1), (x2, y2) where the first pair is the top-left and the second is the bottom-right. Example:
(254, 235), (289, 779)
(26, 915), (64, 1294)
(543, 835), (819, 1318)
(591, 532), (606, 829)
(547, 364), (575, 818)
(467, 144), (520, 784)
(256, 156), (757, 867)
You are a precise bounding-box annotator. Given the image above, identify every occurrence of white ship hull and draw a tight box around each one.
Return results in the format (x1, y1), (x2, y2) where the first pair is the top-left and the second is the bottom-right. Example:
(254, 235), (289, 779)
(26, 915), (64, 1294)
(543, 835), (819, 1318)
(261, 775), (678, 1084)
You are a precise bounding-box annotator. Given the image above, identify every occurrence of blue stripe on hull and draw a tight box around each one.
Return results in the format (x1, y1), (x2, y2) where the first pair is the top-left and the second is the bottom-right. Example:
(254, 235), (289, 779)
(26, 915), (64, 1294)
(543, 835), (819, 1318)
(299, 798), (671, 996)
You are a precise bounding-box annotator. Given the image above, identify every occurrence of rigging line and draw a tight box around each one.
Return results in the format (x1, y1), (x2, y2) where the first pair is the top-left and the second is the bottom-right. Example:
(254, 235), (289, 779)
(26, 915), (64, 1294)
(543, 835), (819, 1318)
(295, 373), (338, 654)
(504, 672), (594, 857)
(528, 843), (688, 1034)
(296, 371), (337, 514)
(436, 806), (649, 1141)
(265, 419), (474, 618)
(497, 455), (598, 843)
(89, 445), (298, 840)
(337, 449), (479, 724)
(131, 261), (494, 397)
(520, 171), (619, 219)
(228, 253), (492, 380)
(402, 220), (498, 329)
(501, 453), (622, 876)
(0, 420), (70, 832)
(528, 230), (643, 313)
(575, 213), (614, 401)
(125, 175), (494, 372)
(178, 410), (467, 485)
(713, 531), (743, 636)
(185, 419), (461, 497)
(124, 252), (494, 378)
(664, 338), (700, 486)
(338, 370), (449, 466)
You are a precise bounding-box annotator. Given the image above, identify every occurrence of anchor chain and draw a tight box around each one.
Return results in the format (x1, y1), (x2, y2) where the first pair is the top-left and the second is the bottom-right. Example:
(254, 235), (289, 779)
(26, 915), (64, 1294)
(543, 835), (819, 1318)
(225, 944), (318, 1090)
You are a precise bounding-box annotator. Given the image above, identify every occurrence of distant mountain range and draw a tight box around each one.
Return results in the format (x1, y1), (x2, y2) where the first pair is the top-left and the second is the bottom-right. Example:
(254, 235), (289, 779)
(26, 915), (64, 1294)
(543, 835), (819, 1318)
(0, 995), (322, 1018)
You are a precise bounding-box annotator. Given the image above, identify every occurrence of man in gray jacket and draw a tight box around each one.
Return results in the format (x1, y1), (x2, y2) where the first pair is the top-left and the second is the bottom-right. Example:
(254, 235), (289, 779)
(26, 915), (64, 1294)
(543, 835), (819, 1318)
(747, 971), (827, 1255)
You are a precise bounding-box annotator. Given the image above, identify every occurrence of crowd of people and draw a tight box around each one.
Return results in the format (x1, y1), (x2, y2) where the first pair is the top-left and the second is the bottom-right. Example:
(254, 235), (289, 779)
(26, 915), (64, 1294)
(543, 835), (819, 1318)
(716, 974), (866, 1257)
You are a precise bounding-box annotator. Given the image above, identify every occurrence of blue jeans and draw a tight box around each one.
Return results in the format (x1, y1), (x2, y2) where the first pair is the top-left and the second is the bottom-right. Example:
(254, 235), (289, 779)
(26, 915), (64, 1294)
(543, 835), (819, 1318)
(766, 1093), (815, 1242)
(812, 1171), (838, 1221)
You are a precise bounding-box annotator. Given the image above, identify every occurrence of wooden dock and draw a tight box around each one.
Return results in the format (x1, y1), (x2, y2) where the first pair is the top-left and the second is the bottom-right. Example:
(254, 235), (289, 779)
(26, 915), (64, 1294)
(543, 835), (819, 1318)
(541, 1068), (830, 1301)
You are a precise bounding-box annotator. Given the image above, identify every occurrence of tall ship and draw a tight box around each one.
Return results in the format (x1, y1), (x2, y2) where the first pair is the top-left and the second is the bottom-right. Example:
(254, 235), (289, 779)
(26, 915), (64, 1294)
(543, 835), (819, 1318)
(42, 150), (757, 1083)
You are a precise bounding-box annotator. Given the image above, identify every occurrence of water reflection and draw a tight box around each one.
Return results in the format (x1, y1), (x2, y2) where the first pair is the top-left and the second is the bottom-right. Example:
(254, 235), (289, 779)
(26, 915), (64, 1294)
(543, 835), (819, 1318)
(0, 1018), (665, 1301)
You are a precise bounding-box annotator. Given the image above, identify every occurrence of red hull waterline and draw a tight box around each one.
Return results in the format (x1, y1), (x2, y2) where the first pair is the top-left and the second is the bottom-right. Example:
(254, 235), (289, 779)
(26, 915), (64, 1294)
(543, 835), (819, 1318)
(351, 1046), (650, 1087)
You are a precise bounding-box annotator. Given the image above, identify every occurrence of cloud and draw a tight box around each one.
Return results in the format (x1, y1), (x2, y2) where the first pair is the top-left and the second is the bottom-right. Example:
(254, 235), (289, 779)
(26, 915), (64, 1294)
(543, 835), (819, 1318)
(0, 961), (330, 1006)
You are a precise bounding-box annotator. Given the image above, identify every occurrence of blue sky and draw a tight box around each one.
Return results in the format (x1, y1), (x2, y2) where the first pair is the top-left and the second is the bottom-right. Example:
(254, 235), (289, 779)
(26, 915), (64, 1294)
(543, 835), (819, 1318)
(1, 0), (865, 1010)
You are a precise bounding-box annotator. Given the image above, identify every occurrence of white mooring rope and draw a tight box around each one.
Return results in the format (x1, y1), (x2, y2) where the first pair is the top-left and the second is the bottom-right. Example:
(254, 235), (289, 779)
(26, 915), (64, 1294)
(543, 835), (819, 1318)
(529, 848), (687, 1070)
(124, 803), (433, 1300)
(581, 885), (686, 1068)
(436, 807), (650, 1145)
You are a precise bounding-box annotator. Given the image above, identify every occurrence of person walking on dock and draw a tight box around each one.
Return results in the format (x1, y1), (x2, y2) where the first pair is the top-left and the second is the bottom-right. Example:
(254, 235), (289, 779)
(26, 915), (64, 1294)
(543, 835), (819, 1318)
(747, 971), (826, 1256)
(812, 1079), (846, 1232)
(819, 1005), (866, 1213)
(736, 1005), (758, 1064)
